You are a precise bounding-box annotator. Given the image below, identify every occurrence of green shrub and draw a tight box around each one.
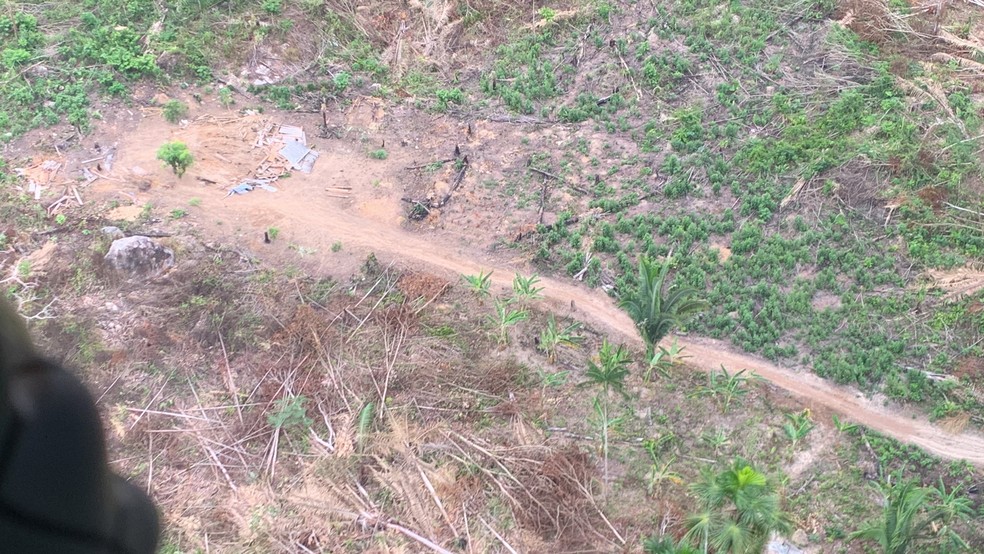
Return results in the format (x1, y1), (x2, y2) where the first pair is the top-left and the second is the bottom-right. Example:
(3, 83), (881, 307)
(332, 71), (351, 92)
(162, 100), (189, 123)
(261, 0), (283, 15)
(157, 141), (194, 177)
(435, 87), (464, 111)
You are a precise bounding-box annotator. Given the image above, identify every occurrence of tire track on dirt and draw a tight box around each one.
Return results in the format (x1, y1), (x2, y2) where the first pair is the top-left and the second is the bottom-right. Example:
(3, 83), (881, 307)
(256, 202), (984, 467)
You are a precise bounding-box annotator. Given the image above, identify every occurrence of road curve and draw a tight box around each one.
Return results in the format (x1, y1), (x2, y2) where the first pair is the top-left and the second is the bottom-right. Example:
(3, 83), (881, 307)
(242, 200), (984, 468)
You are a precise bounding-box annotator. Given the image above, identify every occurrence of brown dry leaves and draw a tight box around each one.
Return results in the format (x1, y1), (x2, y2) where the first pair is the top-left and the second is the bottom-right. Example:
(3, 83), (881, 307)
(923, 264), (984, 302)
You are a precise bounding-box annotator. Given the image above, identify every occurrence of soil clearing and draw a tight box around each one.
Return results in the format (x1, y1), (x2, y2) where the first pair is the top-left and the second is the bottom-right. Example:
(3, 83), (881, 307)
(81, 101), (984, 468)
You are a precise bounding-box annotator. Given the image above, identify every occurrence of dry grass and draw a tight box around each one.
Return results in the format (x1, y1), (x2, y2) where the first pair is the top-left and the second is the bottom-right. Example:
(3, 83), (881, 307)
(838, 0), (984, 84)
(60, 244), (622, 552)
(923, 264), (984, 302)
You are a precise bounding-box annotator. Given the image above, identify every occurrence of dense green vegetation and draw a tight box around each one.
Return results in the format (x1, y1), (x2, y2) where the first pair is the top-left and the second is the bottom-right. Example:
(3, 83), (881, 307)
(0, 0), (384, 136)
(479, 0), (984, 421)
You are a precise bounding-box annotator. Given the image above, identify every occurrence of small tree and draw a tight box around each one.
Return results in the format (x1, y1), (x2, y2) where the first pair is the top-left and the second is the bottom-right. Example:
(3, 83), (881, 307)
(684, 458), (792, 554)
(157, 141), (193, 177)
(580, 340), (631, 483)
(620, 255), (708, 359)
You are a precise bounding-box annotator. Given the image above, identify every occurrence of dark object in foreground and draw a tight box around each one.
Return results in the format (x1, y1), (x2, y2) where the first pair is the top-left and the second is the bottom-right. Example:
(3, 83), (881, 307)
(0, 300), (160, 553)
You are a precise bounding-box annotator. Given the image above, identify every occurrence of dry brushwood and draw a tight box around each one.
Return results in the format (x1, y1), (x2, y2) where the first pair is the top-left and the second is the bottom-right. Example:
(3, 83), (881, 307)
(923, 264), (984, 302)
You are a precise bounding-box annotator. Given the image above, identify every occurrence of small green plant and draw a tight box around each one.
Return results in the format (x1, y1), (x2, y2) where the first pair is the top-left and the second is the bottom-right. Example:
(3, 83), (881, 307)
(512, 272), (544, 301)
(161, 99), (188, 123)
(462, 270), (493, 298)
(357, 402), (375, 450)
(54, 214), (67, 225)
(538, 7), (557, 21)
(538, 314), (583, 362)
(701, 429), (731, 454)
(689, 366), (755, 414)
(536, 367), (571, 389)
(643, 339), (689, 381)
(368, 149), (388, 160)
(331, 241), (343, 252)
(0, 232), (7, 250)
(218, 87), (234, 108)
(782, 410), (815, 452)
(832, 414), (859, 434)
(188, 197), (202, 207)
(169, 208), (187, 219)
(580, 340), (631, 483)
(535, 367), (571, 399)
(435, 88), (464, 111)
(332, 71), (351, 92)
(17, 259), (31, 279)
(261, 0), (283, 14)
(267, 227), (280, 240)
(644, 436), (682, 497)
(156, 141), (194, 177)
(267, 396), (312, 431)
(643, 536), (699, 554)
(487, 298), (528, 345)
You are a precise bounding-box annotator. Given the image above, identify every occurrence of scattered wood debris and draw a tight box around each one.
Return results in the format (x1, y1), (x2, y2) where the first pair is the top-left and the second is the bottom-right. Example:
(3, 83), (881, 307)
(401, 146), (470, 221)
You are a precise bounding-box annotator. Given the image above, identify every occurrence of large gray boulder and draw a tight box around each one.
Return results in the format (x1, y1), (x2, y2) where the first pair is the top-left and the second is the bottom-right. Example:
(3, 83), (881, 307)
(104, 236), (174, 279)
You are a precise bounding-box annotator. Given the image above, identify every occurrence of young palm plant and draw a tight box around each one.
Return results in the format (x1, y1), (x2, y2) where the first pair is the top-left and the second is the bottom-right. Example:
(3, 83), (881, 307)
(462, 269), (493, 298)
(688, 366), (755, 414)
(850, 477), (973, 554)
(832, 414), (859, 434)
(512, 272), (544, 302)
(684, 458), (792, 554)
(620, 255), (708, 359)
(580, 340), (631, 484)
(782, 410), (815, 453)
(487, 297), (528, 345)
(538, 314), (583, 362)
(644, 339), (690, 381)
(643, 536), (700, 554)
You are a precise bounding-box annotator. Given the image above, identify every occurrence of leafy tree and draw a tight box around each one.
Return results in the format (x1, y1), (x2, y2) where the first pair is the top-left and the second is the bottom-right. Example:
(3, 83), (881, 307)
(620, 255), (708, 358)
(850, 477), (973, 554)
(580, 340), (630, 482)
(683, 458), (792, 554)
(156, 141), (193, 177)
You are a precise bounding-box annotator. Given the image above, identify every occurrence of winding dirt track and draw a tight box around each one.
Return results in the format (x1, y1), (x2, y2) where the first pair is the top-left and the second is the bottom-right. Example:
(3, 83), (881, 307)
(233, 198), (984, 467)
(103, 113), (984, 467)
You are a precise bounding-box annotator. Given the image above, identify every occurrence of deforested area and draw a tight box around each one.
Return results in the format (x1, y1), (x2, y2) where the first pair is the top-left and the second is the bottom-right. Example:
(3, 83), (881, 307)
(1, 0), (983, 552)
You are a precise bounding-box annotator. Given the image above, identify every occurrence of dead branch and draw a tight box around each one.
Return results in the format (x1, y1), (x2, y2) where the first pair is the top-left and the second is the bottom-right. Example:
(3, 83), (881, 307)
(406, 158), (456, 170)
(479, 516), (519, 554)
(432, 156), (469, 209)
(537, 179), (549, 225)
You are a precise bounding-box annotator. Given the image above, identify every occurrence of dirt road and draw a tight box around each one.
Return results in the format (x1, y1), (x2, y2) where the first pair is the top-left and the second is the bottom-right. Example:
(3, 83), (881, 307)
(98, 112), (984, 467)
(180, 192), (984, 467)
